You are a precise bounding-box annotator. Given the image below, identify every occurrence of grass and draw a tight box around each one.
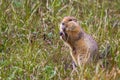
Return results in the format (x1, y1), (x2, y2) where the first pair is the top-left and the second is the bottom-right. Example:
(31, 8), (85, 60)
(0, 0), (120, 80)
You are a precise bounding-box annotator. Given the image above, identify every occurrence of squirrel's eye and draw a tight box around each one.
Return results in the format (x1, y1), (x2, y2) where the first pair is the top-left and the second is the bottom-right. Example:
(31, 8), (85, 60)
(69, 19), (72, 21)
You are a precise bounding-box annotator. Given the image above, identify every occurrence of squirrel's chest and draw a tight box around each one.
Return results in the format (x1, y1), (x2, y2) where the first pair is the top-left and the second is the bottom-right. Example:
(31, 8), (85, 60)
(66, 38), (88, 54)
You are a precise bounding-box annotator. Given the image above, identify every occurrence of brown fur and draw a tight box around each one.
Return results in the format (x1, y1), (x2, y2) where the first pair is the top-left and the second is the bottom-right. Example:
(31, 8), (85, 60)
(60, 16), (99, 66)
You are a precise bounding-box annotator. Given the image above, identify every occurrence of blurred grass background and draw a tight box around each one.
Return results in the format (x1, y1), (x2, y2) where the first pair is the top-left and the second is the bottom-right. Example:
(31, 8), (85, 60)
(0, 0), (120, 80)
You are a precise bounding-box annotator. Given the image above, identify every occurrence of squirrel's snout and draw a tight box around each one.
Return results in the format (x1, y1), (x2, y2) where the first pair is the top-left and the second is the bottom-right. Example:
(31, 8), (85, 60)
(59, 32), (63, 36)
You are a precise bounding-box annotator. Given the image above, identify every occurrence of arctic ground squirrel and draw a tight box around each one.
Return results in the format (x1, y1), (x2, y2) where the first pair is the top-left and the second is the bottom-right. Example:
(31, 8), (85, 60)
(59, 16), (99, 66)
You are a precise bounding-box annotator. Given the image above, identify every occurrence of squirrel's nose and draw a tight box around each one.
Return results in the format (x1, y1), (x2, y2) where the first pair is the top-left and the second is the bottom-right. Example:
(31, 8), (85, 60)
(61, 26), (65, 31)
(62, 27), (65, 31)
(59, 32), (63, 36)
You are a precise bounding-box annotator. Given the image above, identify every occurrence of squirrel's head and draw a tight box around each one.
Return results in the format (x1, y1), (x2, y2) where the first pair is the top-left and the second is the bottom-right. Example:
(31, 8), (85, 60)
(59, 16), (80, 40)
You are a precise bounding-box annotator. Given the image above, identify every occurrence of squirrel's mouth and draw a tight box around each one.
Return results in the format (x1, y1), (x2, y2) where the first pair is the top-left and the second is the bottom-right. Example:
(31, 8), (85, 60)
(59, 32), (64, 36)
(59, 23), (68, 41)
(59, 31), (68, 41)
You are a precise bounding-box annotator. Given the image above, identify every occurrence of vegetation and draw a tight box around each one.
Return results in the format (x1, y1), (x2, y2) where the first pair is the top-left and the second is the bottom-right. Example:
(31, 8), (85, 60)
(0, 0), (120, 80)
